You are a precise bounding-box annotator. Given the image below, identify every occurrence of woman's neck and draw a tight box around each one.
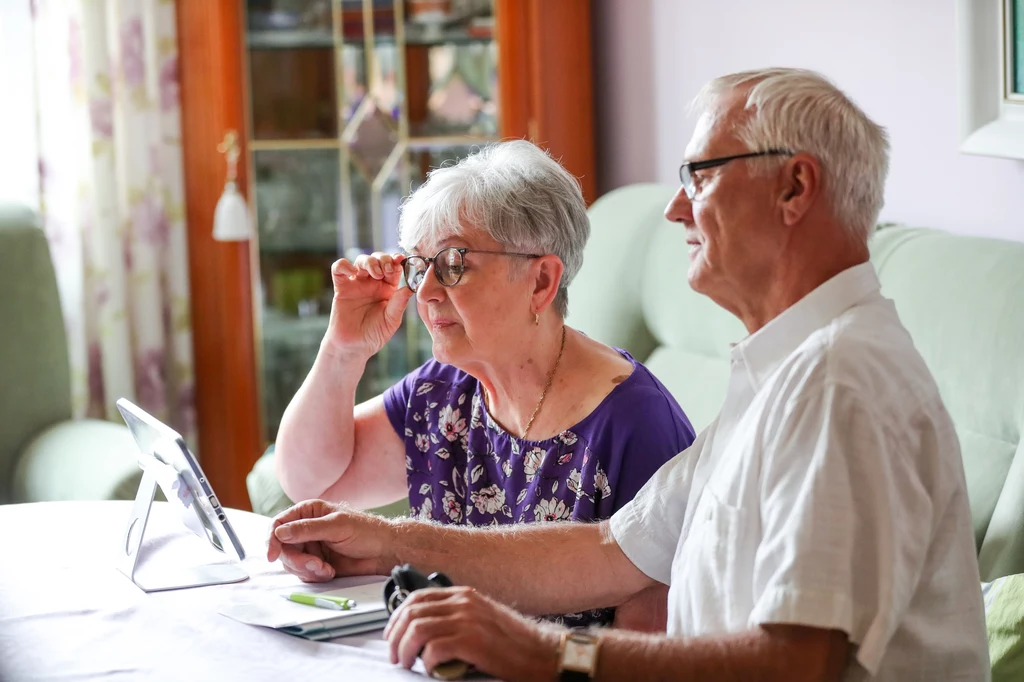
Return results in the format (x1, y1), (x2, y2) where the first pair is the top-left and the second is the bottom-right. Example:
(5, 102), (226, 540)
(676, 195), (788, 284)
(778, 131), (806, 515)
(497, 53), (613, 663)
(474, 323), (570, 438)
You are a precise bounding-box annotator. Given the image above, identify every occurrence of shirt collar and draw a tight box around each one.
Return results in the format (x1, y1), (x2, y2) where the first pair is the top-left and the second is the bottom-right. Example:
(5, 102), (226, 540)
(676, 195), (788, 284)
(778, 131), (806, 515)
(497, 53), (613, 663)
(731, 262), (882, 391)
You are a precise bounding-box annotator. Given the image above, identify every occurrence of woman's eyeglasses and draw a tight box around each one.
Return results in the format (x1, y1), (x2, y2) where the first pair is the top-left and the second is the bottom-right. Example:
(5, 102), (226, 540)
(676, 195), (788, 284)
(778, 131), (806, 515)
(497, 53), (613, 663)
(402, 247), (542, 292)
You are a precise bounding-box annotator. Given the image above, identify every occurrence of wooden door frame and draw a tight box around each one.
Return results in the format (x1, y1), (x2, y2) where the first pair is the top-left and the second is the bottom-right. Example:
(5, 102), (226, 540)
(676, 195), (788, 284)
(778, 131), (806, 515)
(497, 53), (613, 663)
(496, 0), (596, 203)
(176, 0), (262, 511)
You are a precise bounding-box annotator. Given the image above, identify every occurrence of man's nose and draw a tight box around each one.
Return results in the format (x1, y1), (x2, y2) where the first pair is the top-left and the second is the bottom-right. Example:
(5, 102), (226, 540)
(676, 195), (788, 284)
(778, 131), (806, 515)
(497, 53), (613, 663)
(664, 186), (694, 224)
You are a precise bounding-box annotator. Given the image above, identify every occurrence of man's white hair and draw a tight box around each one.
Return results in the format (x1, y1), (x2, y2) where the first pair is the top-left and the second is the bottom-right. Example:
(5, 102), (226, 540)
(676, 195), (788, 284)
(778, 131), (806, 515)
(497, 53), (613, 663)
(693, 68), (890, 240)
(398, 140), (590, 318)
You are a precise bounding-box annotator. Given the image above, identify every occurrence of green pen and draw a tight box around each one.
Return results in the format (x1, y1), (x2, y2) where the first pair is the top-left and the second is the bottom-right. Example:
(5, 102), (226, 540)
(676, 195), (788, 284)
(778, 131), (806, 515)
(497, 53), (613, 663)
(284, 592), (356, 610)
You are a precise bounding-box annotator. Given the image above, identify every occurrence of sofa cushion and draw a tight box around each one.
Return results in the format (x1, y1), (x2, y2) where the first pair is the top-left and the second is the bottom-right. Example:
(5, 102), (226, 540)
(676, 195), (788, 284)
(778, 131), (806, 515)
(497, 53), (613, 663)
(983, 574), (1024, 681)
(12, 420), (143, 502)
(0, 207), (73, 502)
(869, 225), (1024, 580)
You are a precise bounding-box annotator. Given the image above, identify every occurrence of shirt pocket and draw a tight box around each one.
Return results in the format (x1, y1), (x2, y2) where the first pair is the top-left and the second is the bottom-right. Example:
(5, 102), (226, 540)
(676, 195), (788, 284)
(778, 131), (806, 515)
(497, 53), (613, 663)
(673, 488), (752, 635)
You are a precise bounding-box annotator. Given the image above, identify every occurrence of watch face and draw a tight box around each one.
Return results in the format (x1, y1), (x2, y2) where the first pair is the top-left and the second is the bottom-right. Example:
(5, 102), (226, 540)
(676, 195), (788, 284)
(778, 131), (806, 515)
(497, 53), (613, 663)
(563, 636), (597, 672)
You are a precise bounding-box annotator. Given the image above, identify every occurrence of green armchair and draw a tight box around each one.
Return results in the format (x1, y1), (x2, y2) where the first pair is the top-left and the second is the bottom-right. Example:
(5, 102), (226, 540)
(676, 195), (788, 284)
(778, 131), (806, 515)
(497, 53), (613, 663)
(0, 205), (142, 503)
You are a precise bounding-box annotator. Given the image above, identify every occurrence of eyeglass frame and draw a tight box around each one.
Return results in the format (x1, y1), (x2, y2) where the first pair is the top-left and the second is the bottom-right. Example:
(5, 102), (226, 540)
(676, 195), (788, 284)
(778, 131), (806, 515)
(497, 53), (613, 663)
(678, 148), (794, 200)
(402, 247), (544, 292)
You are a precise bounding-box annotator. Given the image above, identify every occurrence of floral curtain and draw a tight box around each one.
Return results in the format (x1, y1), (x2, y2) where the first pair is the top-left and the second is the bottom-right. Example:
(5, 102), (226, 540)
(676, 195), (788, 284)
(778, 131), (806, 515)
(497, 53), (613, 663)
(31, 0), (195, 444)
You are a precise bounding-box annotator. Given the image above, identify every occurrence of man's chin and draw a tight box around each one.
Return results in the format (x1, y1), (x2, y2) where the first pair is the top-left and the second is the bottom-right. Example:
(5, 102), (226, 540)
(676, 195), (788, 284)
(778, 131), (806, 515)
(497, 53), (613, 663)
(687, 264), (706, 294)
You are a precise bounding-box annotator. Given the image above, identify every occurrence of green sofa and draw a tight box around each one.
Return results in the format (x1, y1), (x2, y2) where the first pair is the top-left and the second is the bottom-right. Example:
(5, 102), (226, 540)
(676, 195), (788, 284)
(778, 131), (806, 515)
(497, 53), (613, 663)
(247, 182), (1024, 582)
(0, 205), (143, 504)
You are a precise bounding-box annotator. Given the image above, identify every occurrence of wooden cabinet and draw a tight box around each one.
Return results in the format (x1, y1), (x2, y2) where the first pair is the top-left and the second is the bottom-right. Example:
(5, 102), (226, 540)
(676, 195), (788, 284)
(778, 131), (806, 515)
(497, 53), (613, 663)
(175, 0), (595, 510)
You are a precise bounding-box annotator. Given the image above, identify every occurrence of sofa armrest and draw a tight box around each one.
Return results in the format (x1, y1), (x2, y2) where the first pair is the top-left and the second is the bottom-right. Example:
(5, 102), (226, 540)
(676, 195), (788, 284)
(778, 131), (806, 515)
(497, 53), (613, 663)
(11, 419), (144, 502)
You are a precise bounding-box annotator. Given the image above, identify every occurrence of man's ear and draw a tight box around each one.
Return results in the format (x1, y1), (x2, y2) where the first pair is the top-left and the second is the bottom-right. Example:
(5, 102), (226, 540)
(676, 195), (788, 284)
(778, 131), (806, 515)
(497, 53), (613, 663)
(779, 153), (821, 226)
(531, 255), (564, 314)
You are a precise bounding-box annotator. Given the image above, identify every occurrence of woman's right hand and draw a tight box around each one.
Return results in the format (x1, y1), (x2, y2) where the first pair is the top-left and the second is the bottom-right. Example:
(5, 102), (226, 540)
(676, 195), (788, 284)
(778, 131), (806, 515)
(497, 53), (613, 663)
(323, 252), (415, 361)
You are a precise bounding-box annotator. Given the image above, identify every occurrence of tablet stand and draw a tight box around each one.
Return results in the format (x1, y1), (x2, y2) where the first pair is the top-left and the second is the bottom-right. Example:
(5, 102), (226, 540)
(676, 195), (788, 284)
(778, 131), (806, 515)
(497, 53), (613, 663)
(117, 467), (249, 593)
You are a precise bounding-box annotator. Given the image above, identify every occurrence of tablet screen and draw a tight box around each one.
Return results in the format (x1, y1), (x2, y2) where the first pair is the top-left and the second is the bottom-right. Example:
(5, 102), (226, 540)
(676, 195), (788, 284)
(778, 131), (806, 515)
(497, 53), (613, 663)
(116, 398), (246, 561)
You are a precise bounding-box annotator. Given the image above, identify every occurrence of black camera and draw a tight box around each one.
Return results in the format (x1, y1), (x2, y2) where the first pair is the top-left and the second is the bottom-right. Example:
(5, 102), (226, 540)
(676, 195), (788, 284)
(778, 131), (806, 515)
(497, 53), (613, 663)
(383, 563), (456, 614)
(383, 564), (470, 680)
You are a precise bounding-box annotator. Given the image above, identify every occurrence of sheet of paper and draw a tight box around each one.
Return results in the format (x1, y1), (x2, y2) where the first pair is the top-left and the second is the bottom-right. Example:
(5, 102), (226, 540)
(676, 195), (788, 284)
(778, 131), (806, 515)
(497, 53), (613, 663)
(220, 577), (390, 629)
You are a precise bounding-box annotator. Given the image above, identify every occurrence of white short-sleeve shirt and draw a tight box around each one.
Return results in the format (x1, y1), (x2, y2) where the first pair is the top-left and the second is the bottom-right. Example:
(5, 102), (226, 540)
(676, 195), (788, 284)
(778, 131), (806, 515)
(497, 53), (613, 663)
(610, 263), (989, 681)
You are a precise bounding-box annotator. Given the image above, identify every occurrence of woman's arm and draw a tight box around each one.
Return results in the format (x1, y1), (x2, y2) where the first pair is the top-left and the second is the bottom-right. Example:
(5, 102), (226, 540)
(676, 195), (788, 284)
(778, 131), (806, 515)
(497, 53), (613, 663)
(275, 252), (413, 506)
(274, 349), (407, 507)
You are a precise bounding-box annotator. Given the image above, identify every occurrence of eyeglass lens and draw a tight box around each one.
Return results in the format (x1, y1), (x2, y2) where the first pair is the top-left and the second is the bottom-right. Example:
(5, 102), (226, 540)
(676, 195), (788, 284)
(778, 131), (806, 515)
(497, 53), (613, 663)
(402, 248), (465, 291)
(679, 166), (695, 199)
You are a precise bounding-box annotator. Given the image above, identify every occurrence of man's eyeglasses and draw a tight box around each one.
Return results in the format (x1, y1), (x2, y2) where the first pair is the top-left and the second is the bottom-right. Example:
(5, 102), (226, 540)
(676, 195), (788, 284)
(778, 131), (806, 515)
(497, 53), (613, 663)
(402, 247), (542, 292)
(678, 149), (793, 200)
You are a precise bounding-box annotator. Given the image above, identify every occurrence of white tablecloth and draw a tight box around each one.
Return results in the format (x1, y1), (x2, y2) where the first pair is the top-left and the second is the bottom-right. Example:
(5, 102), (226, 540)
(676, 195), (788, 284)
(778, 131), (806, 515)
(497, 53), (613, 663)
(0, 501), (430, 681)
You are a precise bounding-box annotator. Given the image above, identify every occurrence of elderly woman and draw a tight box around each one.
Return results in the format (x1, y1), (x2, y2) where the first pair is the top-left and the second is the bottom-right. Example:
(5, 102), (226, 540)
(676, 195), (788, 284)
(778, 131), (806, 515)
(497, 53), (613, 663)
(274, 140), (693, 628)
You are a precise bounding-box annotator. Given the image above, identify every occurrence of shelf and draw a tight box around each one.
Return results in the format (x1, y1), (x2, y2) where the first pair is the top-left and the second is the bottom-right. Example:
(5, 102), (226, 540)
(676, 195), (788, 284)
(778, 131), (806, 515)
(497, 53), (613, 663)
(246, 25), (493, 51)
(407, 134), (500, 150)
(405, 23), (495, 46)
(247, 30), (335, 50)
(250, 139), (342, 152)
(258, 242), (340, 257)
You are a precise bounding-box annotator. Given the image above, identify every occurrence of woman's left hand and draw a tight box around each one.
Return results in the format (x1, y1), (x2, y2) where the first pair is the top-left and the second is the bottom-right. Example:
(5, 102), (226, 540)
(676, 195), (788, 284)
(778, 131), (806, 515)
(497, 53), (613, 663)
(383, 586), (561, 682)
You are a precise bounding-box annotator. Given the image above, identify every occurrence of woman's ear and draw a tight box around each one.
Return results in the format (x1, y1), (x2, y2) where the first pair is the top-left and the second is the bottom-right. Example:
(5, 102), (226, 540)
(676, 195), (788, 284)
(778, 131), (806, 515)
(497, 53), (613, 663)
(531, 255), (564, 313)
(779, 153), (821, 226)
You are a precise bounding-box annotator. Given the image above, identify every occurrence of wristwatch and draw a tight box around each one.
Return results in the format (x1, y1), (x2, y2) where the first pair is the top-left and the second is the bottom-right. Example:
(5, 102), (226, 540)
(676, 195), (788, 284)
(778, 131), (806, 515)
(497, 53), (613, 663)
(557, 631), (601, 681)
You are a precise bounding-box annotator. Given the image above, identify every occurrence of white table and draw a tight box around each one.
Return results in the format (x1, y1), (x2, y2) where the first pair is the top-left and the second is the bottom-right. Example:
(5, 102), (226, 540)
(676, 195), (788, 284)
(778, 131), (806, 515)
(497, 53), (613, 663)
(0, 501), (430, 681)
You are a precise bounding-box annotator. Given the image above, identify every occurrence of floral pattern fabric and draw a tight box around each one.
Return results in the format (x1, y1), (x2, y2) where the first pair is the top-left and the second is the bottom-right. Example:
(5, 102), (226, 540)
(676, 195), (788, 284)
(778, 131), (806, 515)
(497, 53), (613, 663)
(31, 0), (194, 442)
(384, 354), (696, 627)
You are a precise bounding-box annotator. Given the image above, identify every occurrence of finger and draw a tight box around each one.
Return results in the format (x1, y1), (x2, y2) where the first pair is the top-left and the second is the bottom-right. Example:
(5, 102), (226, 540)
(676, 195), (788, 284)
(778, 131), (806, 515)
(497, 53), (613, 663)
(395, 616), (460, 670)
(331, 259), (357, 282)
(385, 590), (465, 660)
(376, 252), (396, 276)
(383, 588), (456, 637)
(380, 253), (407, 287)
(275, 511), (351, 546)
(385, 284), (414, 325)
(354, 253), (385, 279)
(278, 544), (335, 582)
(268, 500), (326, 561)
(421, 636), (475, 679)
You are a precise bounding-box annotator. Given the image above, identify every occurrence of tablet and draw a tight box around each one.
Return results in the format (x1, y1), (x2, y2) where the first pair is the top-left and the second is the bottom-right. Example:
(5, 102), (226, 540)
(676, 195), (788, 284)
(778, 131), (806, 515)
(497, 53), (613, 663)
(116, 398), (246, 563)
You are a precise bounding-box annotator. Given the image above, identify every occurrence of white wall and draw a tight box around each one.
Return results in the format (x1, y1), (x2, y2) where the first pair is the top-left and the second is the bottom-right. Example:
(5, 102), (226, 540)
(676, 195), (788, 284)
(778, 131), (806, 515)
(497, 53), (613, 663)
(0, 0), (39, 211)
(593, 0), (1024, 242)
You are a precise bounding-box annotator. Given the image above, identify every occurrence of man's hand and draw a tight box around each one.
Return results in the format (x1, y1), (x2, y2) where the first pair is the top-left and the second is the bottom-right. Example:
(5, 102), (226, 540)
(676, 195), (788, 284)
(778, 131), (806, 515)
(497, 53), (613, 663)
(383, 586), (561, 682)
(266, 499), (395, 581)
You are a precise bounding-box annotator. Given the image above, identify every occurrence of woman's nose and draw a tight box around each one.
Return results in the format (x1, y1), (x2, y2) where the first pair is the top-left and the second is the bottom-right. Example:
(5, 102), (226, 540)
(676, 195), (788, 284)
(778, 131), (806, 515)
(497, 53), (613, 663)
(416, 264), (445, 303)
(664, 186), (694, 224)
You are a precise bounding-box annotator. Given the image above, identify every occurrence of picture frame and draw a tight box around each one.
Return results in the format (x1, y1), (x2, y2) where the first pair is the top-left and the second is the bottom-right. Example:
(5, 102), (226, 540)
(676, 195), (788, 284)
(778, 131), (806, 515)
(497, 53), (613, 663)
(956, 0), (1024, 159)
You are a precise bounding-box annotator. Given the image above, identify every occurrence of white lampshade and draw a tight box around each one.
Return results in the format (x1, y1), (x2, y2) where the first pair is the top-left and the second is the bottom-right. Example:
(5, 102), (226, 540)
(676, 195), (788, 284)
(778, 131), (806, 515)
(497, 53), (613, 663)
(212, 181), (252, 241)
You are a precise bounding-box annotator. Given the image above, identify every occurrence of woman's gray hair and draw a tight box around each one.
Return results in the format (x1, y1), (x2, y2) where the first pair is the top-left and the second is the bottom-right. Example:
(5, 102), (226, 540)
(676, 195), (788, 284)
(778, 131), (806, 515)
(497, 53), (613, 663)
(397, 140), (590, 318)
(693, 68), (890, 241)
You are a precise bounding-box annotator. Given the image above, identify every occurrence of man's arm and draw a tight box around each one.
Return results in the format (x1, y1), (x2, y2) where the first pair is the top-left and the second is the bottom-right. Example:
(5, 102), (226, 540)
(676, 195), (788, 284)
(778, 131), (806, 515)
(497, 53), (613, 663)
(589, 624), (849, 682)
(383, 586), (851, 682)
(269, 505), (656, 616)
(389, 519), (654, 615)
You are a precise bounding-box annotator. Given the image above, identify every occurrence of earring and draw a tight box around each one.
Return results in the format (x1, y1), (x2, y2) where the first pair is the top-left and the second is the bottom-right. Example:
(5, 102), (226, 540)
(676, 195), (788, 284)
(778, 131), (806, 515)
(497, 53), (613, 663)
(534, 313), (539, 325)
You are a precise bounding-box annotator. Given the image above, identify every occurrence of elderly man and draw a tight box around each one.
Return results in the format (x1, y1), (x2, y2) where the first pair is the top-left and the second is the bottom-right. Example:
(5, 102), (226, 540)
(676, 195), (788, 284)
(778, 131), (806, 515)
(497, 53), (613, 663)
(266, 68), (989, 682)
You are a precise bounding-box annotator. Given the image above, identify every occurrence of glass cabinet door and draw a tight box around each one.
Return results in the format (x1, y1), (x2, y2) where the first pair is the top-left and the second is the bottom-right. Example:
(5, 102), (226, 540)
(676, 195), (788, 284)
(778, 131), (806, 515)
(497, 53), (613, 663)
(244, 0), (497, 444)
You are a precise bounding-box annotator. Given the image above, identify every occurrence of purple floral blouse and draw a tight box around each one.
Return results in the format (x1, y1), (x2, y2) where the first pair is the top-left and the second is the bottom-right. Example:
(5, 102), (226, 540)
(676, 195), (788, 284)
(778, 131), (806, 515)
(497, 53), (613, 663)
(383, 351), (695, 626)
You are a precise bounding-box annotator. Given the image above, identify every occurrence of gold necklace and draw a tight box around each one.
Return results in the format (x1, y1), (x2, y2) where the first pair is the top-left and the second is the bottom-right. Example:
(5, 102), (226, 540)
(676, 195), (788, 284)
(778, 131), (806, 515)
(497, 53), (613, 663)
(484, 325), (567, 440)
